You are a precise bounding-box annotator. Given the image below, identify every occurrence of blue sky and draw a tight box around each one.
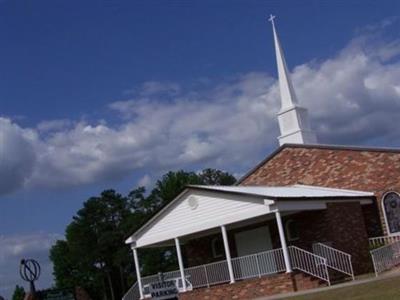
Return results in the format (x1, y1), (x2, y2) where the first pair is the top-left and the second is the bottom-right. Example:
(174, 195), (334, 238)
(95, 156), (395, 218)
(1, 0), (400, 298)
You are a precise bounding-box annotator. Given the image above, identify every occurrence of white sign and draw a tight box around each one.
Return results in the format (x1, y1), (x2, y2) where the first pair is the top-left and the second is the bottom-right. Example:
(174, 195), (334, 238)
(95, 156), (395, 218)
(149, 280), (178, 300)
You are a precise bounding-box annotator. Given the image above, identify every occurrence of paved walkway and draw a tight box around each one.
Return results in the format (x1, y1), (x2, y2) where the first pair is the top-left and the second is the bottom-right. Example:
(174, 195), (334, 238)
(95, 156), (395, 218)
(254, 270), (400, 300)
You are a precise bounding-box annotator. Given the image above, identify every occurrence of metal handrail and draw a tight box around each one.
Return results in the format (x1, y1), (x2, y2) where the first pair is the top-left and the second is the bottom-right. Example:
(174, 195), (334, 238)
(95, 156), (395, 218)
(289, 246), (330, 285)
(313, 242), (354, 280)
(370, 240), (400, 276)
(121, 281), (139, 300)
(369, 235), (400, 248)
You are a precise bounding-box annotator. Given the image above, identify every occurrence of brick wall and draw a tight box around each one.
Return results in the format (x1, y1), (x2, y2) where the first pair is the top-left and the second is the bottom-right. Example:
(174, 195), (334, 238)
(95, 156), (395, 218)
(362, 203), (383, 237)
(179, 272), (325, 300)
(284, 211), (327, 251)
(240, 145), (400, 235)
(325, 202), (371, 274)
(184, 234), (222, 267)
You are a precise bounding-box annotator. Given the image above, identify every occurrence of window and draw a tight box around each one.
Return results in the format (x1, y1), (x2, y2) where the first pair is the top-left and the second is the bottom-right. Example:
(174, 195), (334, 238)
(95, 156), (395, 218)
(383, 192), (400, 234)
(285, 219), (299, 241)
(211, 237), (224, 258)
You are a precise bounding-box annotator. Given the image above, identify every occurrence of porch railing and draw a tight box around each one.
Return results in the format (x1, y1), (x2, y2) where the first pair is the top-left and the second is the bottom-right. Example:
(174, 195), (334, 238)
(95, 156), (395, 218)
(369, 235), (400, 248)
(123, 246), (329, 300)
(370, 240), (400, 276)
(312, 242), (354, 280)
(183, 249), (287, 288)
(289, 246), (330, 286)
(122, 282), (139, 300)
(231, 248), (286, 280)
(185, 259), (231, 288)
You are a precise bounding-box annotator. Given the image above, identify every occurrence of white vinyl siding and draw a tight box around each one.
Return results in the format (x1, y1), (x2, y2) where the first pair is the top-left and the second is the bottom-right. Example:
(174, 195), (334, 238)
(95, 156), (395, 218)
(135, 190), (271, 247)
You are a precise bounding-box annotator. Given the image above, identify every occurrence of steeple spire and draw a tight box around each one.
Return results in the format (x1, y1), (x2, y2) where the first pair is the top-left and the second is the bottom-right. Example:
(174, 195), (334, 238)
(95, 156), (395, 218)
(269, 15), (317, 145)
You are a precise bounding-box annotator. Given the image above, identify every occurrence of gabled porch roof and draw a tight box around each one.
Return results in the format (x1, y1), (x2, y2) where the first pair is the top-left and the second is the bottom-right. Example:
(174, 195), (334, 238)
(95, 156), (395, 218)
(125, 184), (374, 248)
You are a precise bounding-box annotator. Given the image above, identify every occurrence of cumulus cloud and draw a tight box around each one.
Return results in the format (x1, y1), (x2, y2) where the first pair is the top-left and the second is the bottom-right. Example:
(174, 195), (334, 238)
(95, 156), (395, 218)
(27, 71), (275, 190)
(292, 33), (400, 144)
(0, 232), (62, 299)
(37, 119), (73, 133)
(0, 118), (37, 194)
(1, 27), (400, 195)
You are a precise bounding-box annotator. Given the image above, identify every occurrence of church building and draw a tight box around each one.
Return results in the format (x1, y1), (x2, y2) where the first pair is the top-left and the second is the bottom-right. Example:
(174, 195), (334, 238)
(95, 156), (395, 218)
(123, 16), (400, 300)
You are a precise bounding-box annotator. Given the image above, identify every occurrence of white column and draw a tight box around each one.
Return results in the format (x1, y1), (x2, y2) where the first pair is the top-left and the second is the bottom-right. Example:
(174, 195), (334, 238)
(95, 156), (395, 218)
(275, 210), (292, 273)
(174, 237), (187, 291)
(221, 225), (235, 283)
(132, 247), (144, 299)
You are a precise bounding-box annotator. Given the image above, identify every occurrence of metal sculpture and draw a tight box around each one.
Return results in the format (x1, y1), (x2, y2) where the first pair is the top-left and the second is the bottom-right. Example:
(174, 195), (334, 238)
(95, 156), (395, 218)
(20, 259), (41, 294)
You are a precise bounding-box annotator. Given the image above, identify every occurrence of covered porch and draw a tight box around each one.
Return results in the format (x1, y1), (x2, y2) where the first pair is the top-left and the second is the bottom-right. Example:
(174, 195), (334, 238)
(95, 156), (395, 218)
(124, 185), (374, 300)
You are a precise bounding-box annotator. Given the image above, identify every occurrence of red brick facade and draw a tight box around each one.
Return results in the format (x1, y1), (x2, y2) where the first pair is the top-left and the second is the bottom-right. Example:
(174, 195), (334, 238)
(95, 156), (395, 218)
(179, 272), (325, 300)
(240, 144), (400, 235)
(324, 202), (371, 274)
(179, 144), (399, 299)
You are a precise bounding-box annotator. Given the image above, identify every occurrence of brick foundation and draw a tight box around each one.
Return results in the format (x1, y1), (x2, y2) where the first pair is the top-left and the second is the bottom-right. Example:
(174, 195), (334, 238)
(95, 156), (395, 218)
(179, 272), (325, 300)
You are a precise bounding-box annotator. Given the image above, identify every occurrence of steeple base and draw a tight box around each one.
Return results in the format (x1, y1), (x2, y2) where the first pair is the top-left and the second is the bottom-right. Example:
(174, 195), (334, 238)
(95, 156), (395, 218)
(277, 105), (317, 145)
(278, 129), (317, 146)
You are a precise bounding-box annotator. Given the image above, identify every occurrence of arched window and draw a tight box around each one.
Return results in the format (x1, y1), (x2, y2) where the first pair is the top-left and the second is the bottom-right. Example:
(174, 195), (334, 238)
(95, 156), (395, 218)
(383, 192), (400, 234)
(285, 219), (299, 241)
(211, 237), (224, 258)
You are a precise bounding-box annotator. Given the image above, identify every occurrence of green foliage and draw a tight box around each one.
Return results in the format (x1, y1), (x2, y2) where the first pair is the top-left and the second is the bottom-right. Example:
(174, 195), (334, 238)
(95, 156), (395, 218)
(12, 285), (25, 300)
(49, 240), (76, 288)
(198, 168), (236, 186)
(50, 168), (236, 299)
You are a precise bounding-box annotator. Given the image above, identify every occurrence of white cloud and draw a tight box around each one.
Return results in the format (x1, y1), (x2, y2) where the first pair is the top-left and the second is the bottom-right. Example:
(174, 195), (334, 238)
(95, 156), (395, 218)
(0, 118), (37, 194)
(0, 232), (61, 262)
(291, 34), (400, 144)
(37, 119), (73, 133)
(1, 27), (400, 195)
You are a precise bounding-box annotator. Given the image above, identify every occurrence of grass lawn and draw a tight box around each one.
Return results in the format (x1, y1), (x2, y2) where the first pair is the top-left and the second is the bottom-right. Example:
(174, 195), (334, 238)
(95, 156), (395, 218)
(288, 275), (400, 300)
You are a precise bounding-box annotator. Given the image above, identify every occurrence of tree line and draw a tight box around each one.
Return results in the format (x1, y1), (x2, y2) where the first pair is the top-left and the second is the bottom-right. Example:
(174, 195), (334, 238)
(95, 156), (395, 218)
(49, 169), (236, 300)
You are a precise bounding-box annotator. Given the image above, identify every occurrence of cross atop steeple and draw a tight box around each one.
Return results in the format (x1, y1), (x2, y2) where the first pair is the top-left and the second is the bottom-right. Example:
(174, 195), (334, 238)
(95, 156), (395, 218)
(268, 14), (276, 23)
(268, 15), (317, 145)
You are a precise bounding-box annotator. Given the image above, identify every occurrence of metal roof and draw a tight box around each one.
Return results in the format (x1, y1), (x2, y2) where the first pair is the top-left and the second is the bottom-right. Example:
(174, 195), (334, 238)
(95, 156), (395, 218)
(187, 184), (374, 199)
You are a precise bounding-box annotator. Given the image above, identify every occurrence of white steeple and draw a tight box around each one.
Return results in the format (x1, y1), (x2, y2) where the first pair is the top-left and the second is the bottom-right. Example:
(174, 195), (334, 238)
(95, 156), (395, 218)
(269, 15), (317, 146)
